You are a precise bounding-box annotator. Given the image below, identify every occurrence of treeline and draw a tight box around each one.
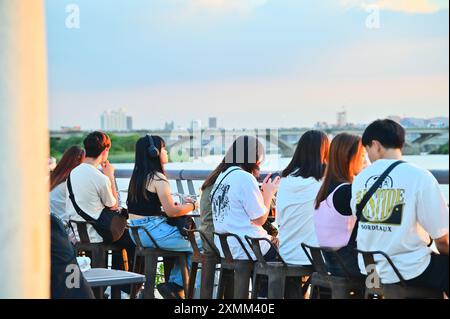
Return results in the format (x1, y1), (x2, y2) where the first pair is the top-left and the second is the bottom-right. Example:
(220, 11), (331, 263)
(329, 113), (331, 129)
(51, 134), (141, 162)
(430, 142), (449, 155)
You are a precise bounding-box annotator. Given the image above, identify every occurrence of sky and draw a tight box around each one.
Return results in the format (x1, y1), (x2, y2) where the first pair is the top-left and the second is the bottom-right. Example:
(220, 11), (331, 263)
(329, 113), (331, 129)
(45, 0), (449, 130)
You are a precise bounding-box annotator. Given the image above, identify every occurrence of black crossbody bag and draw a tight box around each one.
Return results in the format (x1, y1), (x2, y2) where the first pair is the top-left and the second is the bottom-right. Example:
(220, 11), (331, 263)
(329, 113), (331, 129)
(351, 160), (405, 242)
(67, 173), (128, 244)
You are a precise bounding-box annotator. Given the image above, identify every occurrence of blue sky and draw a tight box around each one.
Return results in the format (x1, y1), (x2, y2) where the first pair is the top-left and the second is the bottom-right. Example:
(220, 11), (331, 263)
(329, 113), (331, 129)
(45, 0), (449, 130)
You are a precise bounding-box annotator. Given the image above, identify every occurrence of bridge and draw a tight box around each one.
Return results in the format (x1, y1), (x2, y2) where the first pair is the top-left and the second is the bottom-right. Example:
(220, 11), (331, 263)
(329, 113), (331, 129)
(51, 127), (449, 157)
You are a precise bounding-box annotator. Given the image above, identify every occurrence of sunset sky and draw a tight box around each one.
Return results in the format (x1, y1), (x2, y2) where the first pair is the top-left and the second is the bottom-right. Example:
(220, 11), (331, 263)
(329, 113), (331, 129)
(45, 0), (449, 130)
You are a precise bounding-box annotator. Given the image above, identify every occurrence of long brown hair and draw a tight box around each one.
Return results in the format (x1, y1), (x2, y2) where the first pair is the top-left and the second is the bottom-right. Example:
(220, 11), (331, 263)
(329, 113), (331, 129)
(50, 146), (85, 191)
(201, 135), (265, 191)
(314, 133), (364, 209)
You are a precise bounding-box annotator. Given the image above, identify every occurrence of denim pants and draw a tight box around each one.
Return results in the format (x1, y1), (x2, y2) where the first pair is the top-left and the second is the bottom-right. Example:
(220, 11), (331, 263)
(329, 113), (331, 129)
(128, 216), (202, 287)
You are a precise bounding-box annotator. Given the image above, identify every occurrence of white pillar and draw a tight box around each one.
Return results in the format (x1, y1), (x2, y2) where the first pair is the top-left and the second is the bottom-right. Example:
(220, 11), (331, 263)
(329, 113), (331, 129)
(0, 0), (49, 298)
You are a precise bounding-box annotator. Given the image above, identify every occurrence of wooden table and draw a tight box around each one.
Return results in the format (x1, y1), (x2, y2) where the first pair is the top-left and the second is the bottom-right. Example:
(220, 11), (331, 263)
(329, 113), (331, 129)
(84, 268), (145, 299)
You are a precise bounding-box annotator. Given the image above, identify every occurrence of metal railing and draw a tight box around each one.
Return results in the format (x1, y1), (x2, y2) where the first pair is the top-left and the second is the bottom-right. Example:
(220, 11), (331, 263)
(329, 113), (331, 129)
(116, 169), (449, 196)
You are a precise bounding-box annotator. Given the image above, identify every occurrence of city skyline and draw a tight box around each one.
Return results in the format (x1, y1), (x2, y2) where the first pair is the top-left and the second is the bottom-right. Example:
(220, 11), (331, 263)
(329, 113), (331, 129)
(46, 0), (449, 130)
(54, 111), (449, 132)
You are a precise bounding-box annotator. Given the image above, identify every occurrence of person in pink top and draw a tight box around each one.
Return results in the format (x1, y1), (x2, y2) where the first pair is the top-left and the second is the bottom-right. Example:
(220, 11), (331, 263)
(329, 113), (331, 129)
(314, 133), (367, 277)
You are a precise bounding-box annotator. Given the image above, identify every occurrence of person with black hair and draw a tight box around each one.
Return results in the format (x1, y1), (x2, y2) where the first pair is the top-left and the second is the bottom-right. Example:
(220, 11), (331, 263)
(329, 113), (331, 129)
(276, 130), (330, 266)
(127, 135), (199, 299)
(351, 119), (449, 296)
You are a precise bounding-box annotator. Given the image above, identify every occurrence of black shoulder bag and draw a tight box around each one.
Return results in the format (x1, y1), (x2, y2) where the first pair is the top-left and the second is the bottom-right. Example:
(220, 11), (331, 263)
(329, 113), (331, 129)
(351, 160), (405, 242)
(67, 173), (128, 244)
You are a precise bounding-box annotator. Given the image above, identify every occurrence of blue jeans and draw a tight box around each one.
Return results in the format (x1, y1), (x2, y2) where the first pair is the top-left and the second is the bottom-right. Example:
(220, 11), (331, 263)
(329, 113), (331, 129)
(129, 216), (202, 287)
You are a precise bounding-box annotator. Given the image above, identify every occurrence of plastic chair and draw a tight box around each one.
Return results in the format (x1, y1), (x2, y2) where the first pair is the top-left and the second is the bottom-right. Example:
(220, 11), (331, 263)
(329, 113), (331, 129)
(185, 229), (221, 299)
(357, 249), (443, 299)
(129, 225), (190, 299)
(68, 220), (125, 269)
(245, 236), (313, 299)
(301, 243), (365, 299)
(214, 232), (255, 299)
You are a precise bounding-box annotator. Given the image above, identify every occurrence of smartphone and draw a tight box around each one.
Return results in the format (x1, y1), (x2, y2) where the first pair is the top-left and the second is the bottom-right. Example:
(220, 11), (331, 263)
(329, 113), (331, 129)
(270, 172), (281, 180)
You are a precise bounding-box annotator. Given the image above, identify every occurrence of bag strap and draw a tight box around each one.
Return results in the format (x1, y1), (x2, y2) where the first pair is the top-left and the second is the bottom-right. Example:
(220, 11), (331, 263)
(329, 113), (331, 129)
(350, 160), (404, 243)
(210, 167), (241, 201)
(356, 160), (405, 219)
(67, 173), (96, 222)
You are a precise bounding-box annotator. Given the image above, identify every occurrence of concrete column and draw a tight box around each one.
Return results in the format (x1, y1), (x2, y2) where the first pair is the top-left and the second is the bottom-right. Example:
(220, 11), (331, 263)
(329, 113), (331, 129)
(0, 0), (49, 298)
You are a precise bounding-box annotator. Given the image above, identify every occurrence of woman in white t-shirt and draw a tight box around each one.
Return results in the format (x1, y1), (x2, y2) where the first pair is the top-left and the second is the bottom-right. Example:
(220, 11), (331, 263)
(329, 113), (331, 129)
(211, 136), (280, 261)
(276, 130), (330, 266)
(49, 146), (85, 222)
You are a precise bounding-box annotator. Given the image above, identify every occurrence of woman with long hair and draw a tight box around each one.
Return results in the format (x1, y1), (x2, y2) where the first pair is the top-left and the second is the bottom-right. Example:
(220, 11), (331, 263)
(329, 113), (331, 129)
(50, 146), (85, 220)
(276, 130), (330, 266)
(127, 135), (199, 299)
(210, 135), (280, 261)
(314, 133), (367, 277)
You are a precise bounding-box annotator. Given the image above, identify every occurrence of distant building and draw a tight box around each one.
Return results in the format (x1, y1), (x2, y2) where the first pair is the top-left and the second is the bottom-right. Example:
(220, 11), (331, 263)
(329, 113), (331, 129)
(164, 121), (175, 131)
(314, 121), (329, 129)
(101, 108), (128, 131)
(191, 119), (202, 131)
(336, 109), (347, 128)
(428, 117), (449, 128)
(126, 116), (133, 131)
(208, 117), (217, 129)
(60, 125), (81, 132)
(400, 117), (427, 128)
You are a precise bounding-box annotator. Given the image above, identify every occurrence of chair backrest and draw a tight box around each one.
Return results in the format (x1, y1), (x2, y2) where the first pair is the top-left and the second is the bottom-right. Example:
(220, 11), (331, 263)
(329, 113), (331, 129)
(244, 236), (287, 266)
(301, 243), (328, 275)
(129, 225), (160, 249)
(301, 243), (355, 279)
(356, 249), (407, 286)
(186, 229), (220, 258)
(68, 220), (94, 244)
(213, 232), (253, 262)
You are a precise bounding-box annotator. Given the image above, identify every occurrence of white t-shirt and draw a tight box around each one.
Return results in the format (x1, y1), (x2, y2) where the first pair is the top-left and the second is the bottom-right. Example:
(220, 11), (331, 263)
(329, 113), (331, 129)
(211, 167), (270, 260)
(50, 181), (69, 222)
(276, 174), (321, 265)
(66, 163), (117, 243)
(351, 159), (449, 284)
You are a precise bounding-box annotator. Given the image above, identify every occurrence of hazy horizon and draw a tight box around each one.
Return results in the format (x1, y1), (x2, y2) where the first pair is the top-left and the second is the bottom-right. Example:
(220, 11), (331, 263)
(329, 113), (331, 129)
(45, 0), (449, 130)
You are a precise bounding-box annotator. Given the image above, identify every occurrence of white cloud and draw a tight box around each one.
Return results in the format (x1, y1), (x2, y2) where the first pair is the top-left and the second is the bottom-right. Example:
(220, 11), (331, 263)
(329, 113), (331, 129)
(341, 0), (449, 14)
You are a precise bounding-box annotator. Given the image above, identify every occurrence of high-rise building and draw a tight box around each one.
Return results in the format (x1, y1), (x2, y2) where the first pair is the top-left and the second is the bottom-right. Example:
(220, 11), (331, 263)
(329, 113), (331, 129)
(101, 108), (128, 131)
(164, 121), (175, 131)
(208, 117), (217, 129)
(126, 116), (133, 131)
(191, 119), (202, 131)
(336, 109), (347, 128)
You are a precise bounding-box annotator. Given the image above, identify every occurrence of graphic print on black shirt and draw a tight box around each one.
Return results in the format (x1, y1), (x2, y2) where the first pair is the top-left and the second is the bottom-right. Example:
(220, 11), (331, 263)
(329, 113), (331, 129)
(355, 174), (405, 226)
(212, 183), (231, 223)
